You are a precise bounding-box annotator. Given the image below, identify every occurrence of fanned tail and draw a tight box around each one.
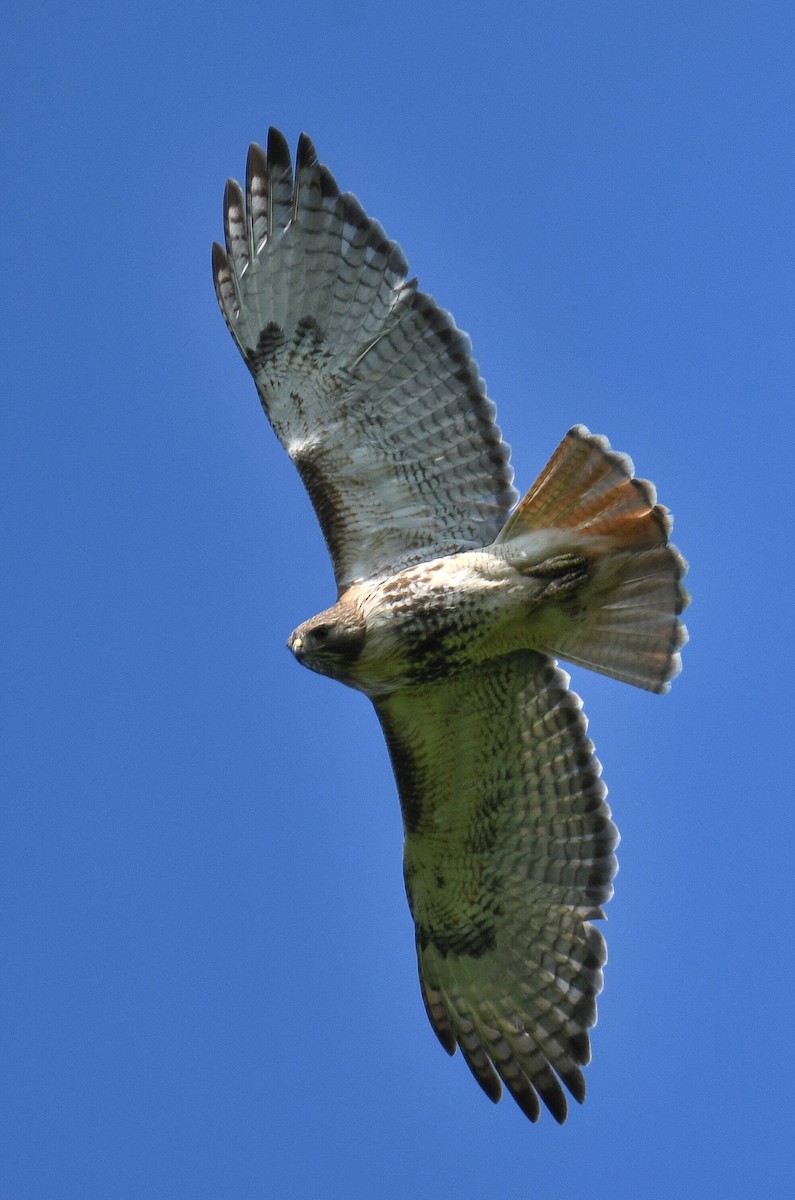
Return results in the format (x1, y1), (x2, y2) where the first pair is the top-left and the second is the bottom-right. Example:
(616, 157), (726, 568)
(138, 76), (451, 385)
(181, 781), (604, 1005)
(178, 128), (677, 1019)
(498, 426), (689, 693)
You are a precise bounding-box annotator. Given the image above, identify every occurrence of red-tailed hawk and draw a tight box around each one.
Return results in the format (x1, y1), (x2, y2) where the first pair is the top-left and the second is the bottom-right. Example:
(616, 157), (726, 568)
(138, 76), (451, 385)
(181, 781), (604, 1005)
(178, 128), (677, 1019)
(212, 129), (688, 1123)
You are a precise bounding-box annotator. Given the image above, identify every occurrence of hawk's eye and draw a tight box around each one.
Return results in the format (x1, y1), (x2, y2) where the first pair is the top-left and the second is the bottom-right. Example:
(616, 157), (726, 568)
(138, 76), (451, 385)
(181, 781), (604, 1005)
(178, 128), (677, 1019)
(311, 625), (330, 642)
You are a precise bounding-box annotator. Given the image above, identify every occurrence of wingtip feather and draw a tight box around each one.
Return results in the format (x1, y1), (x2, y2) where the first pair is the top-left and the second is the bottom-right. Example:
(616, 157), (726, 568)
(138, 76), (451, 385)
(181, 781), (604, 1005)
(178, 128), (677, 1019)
(211, 241), (238, 325)
(266, 125), (291, 167)
(223, 177), (248, 276)
(245, 142), (269, 250)
(296, 130), (318, 168)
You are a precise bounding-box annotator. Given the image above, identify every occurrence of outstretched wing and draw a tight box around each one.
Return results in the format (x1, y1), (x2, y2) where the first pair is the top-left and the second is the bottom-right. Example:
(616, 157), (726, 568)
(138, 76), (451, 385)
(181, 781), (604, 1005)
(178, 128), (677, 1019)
(213, 128), (518, 593)
(374, 650), (618, 1123)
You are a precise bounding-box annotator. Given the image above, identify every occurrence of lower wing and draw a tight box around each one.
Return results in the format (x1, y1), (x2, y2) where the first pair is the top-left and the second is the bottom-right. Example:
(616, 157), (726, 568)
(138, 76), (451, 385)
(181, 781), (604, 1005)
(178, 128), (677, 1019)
(374, 649), (618, 1123)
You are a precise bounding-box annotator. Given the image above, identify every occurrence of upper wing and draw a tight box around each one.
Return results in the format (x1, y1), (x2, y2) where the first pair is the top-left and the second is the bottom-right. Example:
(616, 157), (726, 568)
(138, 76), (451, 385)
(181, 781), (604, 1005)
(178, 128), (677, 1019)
(374, 650), (618, 1124)
(213, 128), (518, 593)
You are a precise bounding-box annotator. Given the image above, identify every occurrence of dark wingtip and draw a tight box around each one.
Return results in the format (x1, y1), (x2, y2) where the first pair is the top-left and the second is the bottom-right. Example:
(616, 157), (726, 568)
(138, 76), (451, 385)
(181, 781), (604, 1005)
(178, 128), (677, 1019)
(267, 126), (291, 168)
(211, 240), (227, 278)
(223, 175), (244, 221)
(211, 241), (236, 326)
(297, 131), (318, 169)
(511, 1082), (541, 1123)
(246, 141), (268, 188)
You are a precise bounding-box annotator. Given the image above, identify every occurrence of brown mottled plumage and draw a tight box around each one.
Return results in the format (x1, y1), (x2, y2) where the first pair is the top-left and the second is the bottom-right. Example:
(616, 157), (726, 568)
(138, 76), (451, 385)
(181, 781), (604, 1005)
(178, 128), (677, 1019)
(213, 129), (688, 1123)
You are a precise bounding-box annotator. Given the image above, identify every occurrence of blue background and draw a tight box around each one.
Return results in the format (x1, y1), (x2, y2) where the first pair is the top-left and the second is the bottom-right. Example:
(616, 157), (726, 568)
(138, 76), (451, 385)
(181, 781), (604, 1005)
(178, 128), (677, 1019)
(3, 3), (792, 1197)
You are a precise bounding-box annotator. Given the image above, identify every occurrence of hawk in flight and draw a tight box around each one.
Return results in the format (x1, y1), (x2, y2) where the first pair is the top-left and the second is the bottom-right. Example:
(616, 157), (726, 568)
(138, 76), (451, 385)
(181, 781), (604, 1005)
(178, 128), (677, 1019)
(212, 129), (688, 1123)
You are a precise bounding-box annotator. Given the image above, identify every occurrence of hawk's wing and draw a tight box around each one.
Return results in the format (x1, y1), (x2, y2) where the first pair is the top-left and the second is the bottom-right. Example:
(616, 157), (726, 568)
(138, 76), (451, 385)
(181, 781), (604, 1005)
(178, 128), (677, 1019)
(374, 650), (618, 1124)
(213, 129), (518, 593)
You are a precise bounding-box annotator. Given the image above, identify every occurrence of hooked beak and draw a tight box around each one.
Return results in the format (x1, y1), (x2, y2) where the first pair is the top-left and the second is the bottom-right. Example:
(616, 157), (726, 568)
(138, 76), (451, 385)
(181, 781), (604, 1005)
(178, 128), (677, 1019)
(289, 634), (304, 659)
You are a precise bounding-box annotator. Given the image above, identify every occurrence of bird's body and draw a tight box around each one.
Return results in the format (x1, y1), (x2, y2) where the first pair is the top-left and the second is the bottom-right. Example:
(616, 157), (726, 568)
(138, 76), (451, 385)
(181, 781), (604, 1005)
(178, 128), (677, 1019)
(292, 534), (609, 698)
(290, 545), (563, 693)
(213, 129), (688, 1123)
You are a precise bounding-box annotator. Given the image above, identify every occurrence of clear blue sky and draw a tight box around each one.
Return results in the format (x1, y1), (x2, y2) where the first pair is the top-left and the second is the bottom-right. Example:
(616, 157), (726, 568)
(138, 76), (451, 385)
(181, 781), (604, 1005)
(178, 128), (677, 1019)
(3, 3), (792, 1197)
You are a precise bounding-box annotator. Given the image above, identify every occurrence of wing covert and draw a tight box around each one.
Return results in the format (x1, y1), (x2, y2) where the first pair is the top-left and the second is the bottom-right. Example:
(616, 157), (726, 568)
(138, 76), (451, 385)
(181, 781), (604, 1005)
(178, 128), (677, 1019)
(213, 128), (518, 592)
(374, 650), (618, 1123)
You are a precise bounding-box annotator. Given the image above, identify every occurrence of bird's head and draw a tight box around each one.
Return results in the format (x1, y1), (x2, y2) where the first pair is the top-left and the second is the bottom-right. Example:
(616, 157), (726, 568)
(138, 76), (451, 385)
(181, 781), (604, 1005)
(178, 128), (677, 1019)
(287, 596), (367, 684)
